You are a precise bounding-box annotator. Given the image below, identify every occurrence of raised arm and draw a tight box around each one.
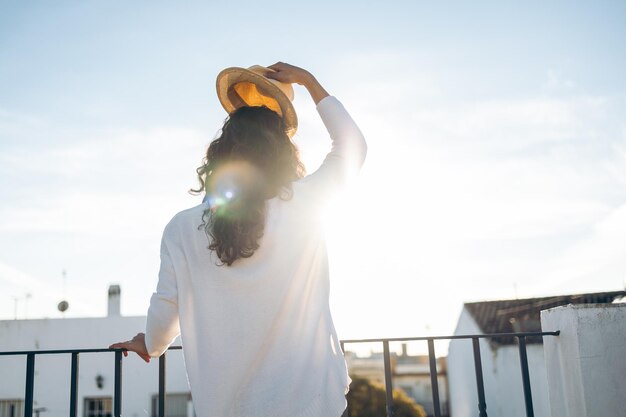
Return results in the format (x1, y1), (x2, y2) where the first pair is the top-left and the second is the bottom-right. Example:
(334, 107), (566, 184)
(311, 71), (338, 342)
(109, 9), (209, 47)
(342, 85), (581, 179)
(267, 62), (367, 196)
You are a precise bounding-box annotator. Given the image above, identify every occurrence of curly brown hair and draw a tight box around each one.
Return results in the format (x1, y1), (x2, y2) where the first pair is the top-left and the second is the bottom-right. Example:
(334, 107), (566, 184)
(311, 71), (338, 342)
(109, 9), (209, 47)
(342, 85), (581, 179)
(190, 105), (306, 266)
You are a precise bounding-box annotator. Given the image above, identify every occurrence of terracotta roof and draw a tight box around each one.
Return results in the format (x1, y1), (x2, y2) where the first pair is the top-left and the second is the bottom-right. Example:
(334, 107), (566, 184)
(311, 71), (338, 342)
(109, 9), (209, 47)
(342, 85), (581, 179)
(464, 290), (625, 345)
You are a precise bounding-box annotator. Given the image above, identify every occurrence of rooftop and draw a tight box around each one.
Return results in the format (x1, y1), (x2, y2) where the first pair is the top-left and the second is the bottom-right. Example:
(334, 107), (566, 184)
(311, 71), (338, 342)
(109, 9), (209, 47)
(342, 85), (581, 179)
(464, 290), (626, 345)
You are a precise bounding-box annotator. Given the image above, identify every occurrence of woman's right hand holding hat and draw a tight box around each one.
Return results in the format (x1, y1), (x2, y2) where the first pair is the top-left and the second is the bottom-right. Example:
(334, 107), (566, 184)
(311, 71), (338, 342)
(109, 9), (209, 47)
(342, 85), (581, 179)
(267, 62), (329, 105)
(265, 62), (313, 85)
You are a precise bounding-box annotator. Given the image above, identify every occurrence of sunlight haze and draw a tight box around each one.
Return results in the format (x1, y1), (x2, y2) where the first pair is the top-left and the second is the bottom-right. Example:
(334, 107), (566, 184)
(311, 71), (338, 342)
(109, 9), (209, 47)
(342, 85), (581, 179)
(1, 1), (625, 352)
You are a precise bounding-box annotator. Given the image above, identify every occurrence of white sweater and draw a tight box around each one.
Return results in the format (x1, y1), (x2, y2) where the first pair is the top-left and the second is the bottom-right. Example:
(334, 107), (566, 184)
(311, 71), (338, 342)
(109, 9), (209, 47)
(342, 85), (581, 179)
(145, 95), (367, 417)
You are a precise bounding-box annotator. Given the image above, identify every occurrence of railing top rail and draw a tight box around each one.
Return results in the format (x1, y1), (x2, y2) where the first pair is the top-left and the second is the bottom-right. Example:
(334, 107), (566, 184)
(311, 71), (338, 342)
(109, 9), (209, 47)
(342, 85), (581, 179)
(340, 331), (560, 344)
(0, 346), (183, 356)
(0, 331), (560, 355)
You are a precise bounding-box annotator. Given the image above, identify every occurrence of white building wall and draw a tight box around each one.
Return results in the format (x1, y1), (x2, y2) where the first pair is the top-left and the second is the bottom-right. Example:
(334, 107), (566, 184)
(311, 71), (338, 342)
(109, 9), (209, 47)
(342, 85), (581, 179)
(541, 304), (626, 417)
(0, 316), (190, 417)
(484, 344), (549, 417)
(448, 308), (482, 417)
(447, 308), (550, 417)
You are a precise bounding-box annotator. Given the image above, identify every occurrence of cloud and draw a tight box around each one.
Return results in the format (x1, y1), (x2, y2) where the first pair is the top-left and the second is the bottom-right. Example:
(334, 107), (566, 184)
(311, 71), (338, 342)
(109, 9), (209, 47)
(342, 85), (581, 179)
(542, 69), (576, 92)
(2, 51), (625, 325)
(0, 261), (47, 289)
(0, 261), (66, 318)
(0, 108), (45, 134)
(605, 131), (626, 186)
(317, 55), (626, 311)
(0, 260), (108, 319)
(2, 125), (204, 183)
(534, 203), (626, 293)
(0, 122), (208, 237)
(408, 96), (610, 152)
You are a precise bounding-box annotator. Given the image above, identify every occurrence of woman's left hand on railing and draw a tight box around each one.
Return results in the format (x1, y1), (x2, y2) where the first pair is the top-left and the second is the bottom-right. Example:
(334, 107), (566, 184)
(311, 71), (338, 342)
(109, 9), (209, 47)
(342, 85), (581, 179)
(109, 332), (151, 363)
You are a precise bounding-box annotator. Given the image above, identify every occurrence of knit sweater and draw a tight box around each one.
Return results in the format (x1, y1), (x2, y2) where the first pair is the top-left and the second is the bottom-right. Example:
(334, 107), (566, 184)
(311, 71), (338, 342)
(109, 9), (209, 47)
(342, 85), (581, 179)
(144, 95), (367, 417)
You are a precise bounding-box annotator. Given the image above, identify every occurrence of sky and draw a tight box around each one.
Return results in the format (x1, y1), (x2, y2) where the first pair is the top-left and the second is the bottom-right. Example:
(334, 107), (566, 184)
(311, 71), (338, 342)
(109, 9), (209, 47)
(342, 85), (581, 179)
(1, 1), (625, 354)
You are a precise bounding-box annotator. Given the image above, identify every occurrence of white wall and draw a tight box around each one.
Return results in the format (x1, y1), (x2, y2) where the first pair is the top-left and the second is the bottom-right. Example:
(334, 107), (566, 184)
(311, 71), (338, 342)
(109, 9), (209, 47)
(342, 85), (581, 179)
(448, 308), (550, 417)
(541, 304), (626, 417)
(0, 316), (189, 417)
(447, 308), (482, 417)
(483, 344), (550, 417)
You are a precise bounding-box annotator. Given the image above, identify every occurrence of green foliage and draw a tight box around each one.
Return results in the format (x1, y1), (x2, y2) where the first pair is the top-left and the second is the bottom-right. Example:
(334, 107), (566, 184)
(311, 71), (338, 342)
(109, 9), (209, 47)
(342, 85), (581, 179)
(346, 376), (427, 417)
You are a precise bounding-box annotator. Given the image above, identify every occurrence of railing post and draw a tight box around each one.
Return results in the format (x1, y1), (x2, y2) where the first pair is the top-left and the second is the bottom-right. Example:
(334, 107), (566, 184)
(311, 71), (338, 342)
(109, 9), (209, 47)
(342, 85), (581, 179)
(427, 339), (442, 417)
(382, 340), (394, 417)
(24, 353), (35, 417)
(69, 352), (79, 417)
(159, 353), (166, 417)
(472, 338), (488, 417)
(114, 350), (122, 417)
(339, 341), (350, 417)
(517, 336), (535, 417)
(340, 341), (349, 417)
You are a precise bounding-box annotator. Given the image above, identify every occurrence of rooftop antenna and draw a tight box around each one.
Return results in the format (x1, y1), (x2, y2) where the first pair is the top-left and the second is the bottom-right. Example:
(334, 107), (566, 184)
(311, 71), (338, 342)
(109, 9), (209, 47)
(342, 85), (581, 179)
(57, 269), (69, 316)
(24, 292), (32, 319)
(12, 296), (19, 320)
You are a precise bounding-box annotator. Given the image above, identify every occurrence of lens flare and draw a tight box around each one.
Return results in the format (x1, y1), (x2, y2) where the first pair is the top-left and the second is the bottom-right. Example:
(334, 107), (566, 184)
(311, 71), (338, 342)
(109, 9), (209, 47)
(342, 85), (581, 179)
(205, 160), (263, 211)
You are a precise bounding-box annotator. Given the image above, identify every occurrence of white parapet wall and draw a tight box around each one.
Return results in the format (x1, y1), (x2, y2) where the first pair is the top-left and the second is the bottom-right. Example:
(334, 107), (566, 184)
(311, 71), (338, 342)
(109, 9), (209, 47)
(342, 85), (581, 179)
(540, 303), (626, 417)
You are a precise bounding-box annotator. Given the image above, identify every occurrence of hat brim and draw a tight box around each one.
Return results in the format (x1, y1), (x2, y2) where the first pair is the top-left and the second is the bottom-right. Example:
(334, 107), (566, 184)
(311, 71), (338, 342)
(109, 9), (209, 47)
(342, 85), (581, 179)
(216, 67), (298, 138)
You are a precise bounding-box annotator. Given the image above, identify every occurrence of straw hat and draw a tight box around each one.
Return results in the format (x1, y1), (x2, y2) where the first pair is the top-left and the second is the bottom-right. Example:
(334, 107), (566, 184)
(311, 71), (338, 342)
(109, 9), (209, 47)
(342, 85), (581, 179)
(216, 65), (298, 138)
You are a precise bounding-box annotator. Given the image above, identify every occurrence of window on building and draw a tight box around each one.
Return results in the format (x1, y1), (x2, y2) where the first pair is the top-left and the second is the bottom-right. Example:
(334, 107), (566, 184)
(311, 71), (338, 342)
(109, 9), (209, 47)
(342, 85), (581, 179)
(84, 397), (112, 417)
(0, 400), (24, 417)
(151, 393), (192, 417)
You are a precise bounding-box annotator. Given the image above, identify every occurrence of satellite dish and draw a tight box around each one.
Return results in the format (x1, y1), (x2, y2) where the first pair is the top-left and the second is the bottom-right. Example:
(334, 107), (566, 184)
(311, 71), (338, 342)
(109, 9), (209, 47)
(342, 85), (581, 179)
(58, 300), (69, 312)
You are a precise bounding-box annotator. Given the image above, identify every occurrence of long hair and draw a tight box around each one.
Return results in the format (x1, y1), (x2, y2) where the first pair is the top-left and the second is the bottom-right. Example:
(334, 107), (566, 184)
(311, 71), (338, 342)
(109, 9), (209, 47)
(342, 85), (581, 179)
(190, 105), (305, 266)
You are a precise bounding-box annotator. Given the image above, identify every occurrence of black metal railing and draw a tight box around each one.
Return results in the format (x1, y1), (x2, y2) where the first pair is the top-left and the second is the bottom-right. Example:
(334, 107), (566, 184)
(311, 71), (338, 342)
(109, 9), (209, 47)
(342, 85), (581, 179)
(340, 331), (560, 417)
(0, 346), (181, 417)
(0, 331), (559, 417)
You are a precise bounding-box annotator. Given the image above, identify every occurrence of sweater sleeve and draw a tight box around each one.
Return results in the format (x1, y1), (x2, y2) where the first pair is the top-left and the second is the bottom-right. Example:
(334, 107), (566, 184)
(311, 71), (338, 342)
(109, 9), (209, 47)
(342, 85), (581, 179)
(298, 96), (367, 199)
(145, 226), (181, 357)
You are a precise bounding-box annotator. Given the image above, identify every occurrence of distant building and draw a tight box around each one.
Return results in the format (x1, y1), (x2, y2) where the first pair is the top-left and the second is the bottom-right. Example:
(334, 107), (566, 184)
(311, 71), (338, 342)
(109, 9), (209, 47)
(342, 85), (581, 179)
(345, 344), (449, 417)
(0, 285), (192, 417)
(447, 290), (625, 417)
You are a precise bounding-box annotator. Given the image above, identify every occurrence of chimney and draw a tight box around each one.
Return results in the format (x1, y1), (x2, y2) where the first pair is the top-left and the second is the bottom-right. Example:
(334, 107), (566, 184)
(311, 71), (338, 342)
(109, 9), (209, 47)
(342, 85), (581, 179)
(401, 343), (408, 357)
(108, 285), (121, 317)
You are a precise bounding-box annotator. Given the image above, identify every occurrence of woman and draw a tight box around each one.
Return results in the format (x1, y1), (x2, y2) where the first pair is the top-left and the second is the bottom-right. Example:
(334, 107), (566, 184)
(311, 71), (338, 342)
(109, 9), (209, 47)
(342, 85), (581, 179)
(110, 62), (367, 417)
